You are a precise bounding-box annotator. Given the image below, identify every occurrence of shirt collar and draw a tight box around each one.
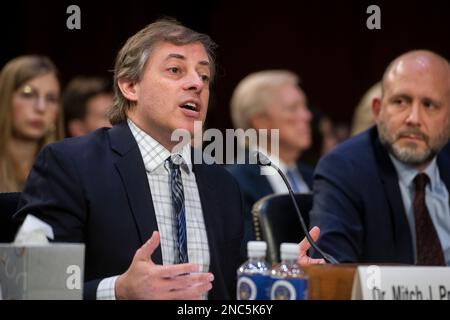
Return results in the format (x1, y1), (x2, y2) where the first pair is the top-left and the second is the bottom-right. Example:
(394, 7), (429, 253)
(127, 119), (192, 174)
(254, 146), (297, 173)
(389, 153), (439, 192)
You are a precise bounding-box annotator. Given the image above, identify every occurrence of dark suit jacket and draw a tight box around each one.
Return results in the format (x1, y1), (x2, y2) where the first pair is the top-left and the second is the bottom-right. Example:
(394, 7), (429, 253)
(14, 122), (244, 300)
(226, 159), (313, 255)
(311, 126), (450, 263)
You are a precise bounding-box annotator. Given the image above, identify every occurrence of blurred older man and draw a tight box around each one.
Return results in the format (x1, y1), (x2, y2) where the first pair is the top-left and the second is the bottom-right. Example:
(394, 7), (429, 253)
(227, 70), (314, 253)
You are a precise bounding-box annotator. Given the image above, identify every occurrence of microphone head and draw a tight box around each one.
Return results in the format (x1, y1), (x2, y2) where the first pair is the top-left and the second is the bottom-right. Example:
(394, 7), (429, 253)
(252, 151), (271, 166)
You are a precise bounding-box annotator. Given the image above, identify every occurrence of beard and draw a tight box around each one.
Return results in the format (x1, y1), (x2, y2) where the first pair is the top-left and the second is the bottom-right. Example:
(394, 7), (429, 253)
(378, 121), (450, 166)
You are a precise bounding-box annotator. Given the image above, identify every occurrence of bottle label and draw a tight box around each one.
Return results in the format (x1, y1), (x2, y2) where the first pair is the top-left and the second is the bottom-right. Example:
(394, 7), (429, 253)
(270, 278), (308, 300)
(237, 275), (272, 300)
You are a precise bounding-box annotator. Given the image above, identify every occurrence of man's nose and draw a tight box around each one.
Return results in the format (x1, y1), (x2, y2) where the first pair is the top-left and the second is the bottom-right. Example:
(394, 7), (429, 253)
(296, 106), (312, 122)
(184, 72), (205, 92)
(405, 103), (422, 126)
(302, 107), (312, 122)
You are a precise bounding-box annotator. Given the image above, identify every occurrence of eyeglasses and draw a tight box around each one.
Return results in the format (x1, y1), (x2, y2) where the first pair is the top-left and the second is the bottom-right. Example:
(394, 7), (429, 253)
(16, 85), (60, 109)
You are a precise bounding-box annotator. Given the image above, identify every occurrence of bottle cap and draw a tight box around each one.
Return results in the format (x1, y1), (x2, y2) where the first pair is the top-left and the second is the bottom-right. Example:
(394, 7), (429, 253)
(280, 243), (299, 260)
(247, 241), (267, 258)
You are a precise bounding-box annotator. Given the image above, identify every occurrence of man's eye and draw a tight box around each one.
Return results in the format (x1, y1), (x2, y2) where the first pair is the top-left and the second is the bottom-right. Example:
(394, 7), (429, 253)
(423, 101), (436, 109)
(201, 74), (210, 82)
(168, 67), (179, 74)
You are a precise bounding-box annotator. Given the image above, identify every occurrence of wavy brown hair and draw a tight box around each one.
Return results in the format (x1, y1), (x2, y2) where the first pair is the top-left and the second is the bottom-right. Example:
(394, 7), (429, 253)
(109, 18), (217, 125)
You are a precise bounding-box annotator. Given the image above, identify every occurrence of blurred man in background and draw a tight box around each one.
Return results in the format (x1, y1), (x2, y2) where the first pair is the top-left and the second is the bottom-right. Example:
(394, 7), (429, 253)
(227, 70), (314, 254)
(63, 76), (113, 137)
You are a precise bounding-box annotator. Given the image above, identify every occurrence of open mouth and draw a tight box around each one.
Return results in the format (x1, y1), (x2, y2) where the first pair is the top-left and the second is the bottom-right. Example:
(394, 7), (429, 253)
(180, 102), (198, 112)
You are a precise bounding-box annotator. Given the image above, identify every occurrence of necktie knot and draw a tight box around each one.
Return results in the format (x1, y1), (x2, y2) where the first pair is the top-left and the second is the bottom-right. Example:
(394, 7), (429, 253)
(414, 173), (429, 193)
(167, 154), (183, 170)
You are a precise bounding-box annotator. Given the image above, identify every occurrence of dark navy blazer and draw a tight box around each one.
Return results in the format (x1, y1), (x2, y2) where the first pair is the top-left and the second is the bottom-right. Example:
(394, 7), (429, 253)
(311, 126), (450, 263)
(14, 122), (244, 299)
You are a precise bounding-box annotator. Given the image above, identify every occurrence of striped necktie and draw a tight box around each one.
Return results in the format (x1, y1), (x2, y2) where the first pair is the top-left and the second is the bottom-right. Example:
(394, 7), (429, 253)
(167, 155), (188, 263)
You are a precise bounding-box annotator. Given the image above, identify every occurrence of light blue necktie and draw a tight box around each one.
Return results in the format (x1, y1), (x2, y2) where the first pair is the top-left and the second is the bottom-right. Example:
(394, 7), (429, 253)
(286, 168), (300, 193)
(167, 155), (188, 263)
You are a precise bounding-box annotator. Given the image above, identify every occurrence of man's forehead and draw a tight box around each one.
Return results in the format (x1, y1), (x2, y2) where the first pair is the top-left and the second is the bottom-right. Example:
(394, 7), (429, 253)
(386, 54), (450, 83)
(153, 41), (209, 63)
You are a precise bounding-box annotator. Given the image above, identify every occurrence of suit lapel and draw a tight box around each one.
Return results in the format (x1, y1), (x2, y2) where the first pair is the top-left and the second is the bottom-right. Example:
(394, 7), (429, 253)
(437, 143), (450, 207)
(108, 122), (162, 264)
(297, 163), (314, 190)
(192, 159), (228, 298)
(372, 130), (414, 263)
(248, 165), (274, 199)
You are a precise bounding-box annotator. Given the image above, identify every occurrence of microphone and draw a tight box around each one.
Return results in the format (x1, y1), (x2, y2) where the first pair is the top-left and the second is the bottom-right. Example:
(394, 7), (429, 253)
(253, 151), (339, 265)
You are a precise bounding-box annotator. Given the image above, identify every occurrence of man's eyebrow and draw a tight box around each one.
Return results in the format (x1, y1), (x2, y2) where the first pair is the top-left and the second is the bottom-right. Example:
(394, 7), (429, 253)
(165, 53), (210, 68)
(166, 53), (186, 61)
(390, 93), (412, 101)
(199, 60), (210, 67)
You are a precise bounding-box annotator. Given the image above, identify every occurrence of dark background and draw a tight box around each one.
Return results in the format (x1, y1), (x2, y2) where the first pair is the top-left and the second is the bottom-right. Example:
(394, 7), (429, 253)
(1, 0), (450, 131)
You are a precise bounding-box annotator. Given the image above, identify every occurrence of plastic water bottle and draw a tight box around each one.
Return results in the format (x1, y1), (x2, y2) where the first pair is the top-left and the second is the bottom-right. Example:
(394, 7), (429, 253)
(270, 243), (308, 300)
(236, 241), (272, 300)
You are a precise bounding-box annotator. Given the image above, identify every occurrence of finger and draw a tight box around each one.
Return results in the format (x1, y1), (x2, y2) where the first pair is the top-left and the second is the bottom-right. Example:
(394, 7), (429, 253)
(166, 272), (214, 291)
(298, 256), (326, 266)
(135, 231), (160, 263)
(169, 281), (213, 300)
(309, 226), (321, 242)
(312, 258), (326, 264)
(299, 226), (321, 255)
(156, 263), (200, 278)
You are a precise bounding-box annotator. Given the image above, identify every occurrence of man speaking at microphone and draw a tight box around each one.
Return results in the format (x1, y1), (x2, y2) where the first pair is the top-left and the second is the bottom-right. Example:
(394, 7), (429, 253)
(14, 19), (244, 300)
(311, 50), (450, 266)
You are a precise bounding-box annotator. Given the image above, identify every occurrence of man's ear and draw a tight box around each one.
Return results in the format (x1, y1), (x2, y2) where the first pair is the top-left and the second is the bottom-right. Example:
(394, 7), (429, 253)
(117, 78), (139, 102)
(249, 113), (270, 130)
(372, 97), (382, 121)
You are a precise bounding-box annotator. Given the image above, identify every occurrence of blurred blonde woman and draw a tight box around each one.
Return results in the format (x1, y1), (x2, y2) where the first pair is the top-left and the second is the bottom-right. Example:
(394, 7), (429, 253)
(351, 82), (382, 136)
(0, 55), (64, 192)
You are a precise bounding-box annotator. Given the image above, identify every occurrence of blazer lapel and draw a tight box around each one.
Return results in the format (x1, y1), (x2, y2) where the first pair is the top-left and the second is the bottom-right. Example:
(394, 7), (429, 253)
(192, 159), (228, 298)
(372, 130), (414, 263)
(108, 122), (162, 264)
(437, 143), (450, 208)
(248, 165), (274, 199)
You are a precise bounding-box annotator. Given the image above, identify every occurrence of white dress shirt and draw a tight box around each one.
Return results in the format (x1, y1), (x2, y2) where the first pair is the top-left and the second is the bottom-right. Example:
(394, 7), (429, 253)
(259, 150), (310, 194)
(390, 155), (450, 265)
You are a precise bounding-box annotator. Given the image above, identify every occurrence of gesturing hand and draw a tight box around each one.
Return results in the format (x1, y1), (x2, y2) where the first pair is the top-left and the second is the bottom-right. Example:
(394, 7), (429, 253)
(115, 231), (214, 299)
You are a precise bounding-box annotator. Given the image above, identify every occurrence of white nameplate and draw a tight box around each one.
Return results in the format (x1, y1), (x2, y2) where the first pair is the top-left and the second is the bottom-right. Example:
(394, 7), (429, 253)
(351, 266), (450, 300)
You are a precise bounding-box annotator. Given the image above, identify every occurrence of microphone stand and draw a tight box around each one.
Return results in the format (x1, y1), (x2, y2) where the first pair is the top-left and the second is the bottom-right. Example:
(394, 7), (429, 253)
(256, 152), (338, 265)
